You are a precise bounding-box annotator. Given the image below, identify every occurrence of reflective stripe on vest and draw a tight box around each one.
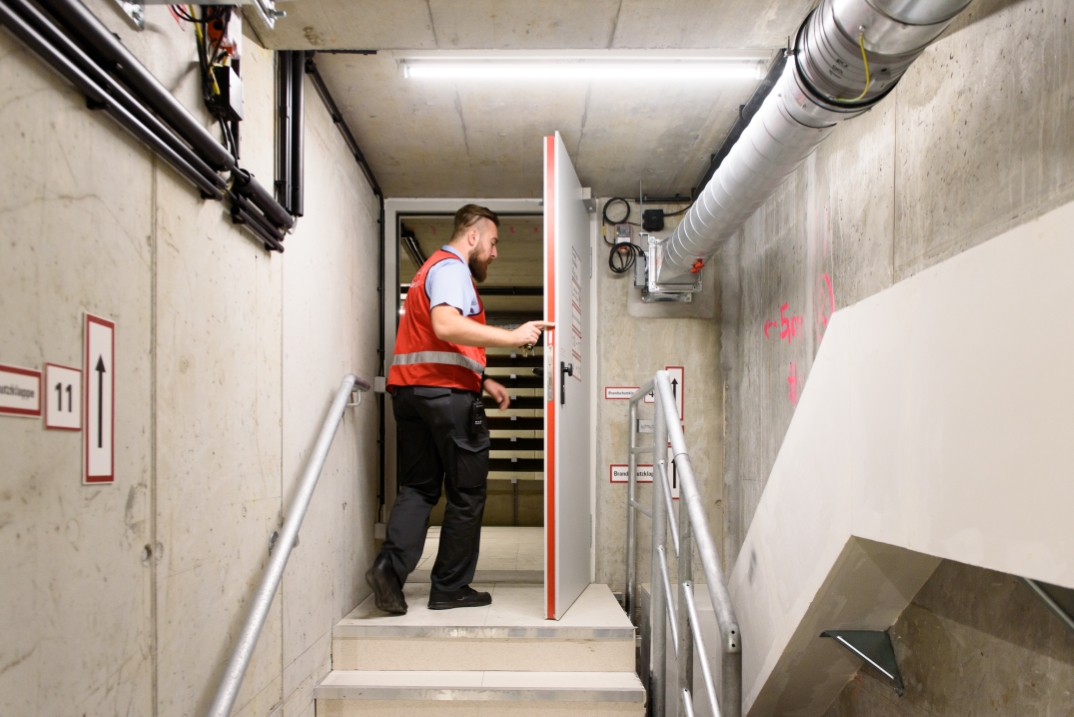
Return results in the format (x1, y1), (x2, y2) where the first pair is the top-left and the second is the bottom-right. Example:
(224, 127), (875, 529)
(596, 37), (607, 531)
(392, 350), (484, 375)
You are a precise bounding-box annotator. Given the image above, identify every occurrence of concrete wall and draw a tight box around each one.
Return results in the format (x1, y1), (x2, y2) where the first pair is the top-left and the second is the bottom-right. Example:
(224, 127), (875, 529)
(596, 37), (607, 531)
(593, 200), (725, 592)
(821, 560), (1074, 717)
(716, 0), (1074, 713)
(721, 0), (1074, 569)
(0, 4), (380, 716)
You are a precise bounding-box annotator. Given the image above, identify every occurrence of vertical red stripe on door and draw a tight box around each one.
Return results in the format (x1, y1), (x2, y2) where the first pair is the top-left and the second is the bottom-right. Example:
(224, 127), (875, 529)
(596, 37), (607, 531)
(544, 135), (556, 619)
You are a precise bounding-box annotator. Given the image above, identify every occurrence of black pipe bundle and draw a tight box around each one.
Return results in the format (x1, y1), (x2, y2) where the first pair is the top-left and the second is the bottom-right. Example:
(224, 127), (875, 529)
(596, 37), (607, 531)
(276, 50), (305, 217)
(0, 0), (294, 251)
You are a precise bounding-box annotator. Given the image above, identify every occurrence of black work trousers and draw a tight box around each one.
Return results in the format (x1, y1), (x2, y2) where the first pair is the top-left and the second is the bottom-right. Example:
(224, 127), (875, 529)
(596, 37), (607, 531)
(379, 385), (490, 592)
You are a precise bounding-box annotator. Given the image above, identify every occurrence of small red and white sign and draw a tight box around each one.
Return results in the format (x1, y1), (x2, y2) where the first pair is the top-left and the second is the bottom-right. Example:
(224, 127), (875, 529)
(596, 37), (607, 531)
(610, 464), (653, 483)
(0, 364), (42, 417)
(45, 363), (82, 431)
(604, 386), (640, 400)
(84, 314), (115, 485)
(610, 445), (679, 498)
(643, 366), (685, 422)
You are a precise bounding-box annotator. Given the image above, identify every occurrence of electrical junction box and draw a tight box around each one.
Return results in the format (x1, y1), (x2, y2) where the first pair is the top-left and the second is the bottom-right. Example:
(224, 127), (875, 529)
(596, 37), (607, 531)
(614, 223), (632, 245)
(642, 209), (665, 232)
(209, 65), (244, 121)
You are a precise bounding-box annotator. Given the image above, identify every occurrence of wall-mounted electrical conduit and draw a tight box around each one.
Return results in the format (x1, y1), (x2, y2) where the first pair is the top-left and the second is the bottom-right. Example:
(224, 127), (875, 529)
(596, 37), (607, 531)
(0, 0), (294, 252)
(651, 0), (974, 290)
(276, 50), (305, 217)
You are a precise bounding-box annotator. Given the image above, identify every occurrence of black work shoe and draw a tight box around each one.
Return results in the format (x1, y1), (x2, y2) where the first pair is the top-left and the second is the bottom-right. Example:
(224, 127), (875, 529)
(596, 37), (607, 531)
(428, 585), (492, 610)
(366, 554), (407, 615)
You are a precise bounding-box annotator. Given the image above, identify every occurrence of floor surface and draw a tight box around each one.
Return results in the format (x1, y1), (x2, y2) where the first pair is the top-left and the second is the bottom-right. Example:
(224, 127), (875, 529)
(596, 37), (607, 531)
(416, 526), (544, 572)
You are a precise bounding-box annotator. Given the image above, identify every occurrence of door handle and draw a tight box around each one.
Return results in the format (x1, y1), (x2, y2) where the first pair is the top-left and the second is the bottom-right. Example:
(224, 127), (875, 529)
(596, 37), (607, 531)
(560, 362), (573, 405)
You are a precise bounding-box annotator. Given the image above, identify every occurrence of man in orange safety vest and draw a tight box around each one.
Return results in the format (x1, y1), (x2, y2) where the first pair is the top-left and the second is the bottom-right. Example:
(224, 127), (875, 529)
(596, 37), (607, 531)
(367, 204), (551, 614)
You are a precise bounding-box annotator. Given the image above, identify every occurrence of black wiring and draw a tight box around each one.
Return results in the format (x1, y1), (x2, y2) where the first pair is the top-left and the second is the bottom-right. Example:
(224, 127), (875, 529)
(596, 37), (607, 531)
(602, 197), (645, 273)
(608, 242), (643, 275)
(602, 197), (636, 226)
(170, 5), (238, 158)
(662, 202), (693, 217)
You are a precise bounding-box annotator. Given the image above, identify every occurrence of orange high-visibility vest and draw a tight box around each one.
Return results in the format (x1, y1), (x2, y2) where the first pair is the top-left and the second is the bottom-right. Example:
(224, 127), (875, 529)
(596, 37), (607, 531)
(388, 249), (487, 393)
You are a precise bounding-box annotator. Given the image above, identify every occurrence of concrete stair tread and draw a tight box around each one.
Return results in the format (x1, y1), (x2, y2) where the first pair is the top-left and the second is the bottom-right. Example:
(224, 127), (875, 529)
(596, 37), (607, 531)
(336, 583), (634, 639)
(315, 670), (646, 701)
(407, 569), (544, 585)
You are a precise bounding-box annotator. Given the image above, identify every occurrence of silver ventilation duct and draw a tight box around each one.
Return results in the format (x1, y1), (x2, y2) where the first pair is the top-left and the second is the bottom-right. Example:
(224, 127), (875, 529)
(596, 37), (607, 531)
(655, 0), (973, 286)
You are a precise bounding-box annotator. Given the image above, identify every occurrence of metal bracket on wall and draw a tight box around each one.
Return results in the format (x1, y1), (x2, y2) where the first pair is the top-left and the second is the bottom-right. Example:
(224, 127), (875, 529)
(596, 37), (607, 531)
(111, 0), (144, 29)
(821, 630), (905, 696)
(1023, 578), (1074, 635)
(116, 0), (286, 31)
(641, 234), (700, 303)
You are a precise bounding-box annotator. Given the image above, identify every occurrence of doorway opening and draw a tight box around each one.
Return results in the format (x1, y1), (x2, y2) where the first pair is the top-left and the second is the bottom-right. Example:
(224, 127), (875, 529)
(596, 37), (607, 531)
(394, 211), (545, 582)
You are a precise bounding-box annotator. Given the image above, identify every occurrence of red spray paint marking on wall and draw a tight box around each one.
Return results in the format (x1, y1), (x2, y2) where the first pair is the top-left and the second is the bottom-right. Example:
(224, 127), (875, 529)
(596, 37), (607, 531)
(763, 303), (805, 405)
(763, 304), (804, 344)
(787, 361), (799, 405)
(779, 303), (803, 343)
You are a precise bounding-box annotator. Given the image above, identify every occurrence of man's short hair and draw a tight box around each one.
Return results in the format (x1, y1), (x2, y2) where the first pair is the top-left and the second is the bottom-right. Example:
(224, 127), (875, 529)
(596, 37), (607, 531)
(452, 204), (499, 239)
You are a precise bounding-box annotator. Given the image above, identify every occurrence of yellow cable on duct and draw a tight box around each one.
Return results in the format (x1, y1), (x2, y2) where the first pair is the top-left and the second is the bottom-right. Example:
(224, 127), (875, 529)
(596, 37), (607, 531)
(838, 31), (871, 102)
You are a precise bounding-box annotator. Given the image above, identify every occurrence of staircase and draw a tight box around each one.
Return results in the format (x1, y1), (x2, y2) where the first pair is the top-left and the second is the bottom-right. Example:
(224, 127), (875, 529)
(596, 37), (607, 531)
(314, 582), (646, 715)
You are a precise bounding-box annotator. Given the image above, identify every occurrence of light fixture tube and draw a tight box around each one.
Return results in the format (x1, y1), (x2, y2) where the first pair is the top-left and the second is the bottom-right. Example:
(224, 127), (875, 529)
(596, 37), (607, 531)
(403, 60), (765, 82)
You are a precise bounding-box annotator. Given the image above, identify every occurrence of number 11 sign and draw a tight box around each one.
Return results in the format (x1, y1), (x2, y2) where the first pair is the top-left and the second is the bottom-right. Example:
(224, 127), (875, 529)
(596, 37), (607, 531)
(45, 363), (82, 431)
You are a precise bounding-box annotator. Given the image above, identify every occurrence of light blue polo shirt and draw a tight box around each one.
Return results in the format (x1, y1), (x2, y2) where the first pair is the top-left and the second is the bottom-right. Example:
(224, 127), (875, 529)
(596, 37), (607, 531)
(426, 245), (480, 317)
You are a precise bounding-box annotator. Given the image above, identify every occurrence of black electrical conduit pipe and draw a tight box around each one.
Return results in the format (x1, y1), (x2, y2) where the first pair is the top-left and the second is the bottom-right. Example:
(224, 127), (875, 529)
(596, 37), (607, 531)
(6, 0), (224, 191)
(0, 0), (225, 200)
(1, 0), (295, 247)
(277, 51), (293, 216)
(289, 50), (304, 217)
(305, 54), (382, 197)
(1, 0), (290, 248)
(276, 50), (306, 217)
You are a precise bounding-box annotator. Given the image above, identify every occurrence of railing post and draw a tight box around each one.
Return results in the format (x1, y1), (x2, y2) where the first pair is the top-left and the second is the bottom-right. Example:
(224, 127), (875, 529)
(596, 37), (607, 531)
(676, 453), (694, 716)
(650, 381), (669, 717)
(626, 400), (638, 619)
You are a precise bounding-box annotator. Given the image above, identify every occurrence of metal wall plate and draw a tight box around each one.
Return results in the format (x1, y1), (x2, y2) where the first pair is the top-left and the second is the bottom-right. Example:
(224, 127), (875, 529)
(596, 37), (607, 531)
(821, 630), (905, 696)
(112, 0), (144, 29)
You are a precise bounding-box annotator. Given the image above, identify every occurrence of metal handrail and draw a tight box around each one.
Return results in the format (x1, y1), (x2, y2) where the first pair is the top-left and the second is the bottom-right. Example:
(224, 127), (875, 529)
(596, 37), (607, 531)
(206, 374), (371, 717)
(625, 371), (742, 717)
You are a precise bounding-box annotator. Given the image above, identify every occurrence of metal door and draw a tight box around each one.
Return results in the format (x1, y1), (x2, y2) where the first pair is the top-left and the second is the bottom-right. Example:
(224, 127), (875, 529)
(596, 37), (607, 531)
(543, 132), (592, 619)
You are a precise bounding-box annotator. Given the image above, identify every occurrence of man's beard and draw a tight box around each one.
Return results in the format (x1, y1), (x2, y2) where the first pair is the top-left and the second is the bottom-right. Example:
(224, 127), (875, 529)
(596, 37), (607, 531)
(469, 253), (490, 283)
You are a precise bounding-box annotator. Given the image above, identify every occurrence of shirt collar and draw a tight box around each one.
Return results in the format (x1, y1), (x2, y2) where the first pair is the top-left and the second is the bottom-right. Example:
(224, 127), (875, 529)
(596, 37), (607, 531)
(441, 245), (472, 276)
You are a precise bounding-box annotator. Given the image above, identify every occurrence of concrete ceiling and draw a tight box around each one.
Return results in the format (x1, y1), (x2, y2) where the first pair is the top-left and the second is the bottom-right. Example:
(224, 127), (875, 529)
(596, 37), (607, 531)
(256, 0), (814, 197)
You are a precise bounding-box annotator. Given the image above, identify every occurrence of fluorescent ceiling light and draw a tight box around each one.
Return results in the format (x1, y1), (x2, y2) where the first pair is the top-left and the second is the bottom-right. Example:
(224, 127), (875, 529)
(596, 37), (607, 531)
(394, 50), (775, 83)
(404, 60), (764, 81)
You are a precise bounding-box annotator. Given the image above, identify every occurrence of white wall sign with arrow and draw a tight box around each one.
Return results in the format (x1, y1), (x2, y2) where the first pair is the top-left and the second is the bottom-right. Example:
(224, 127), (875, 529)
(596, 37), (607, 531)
(84, 313), (115, 485)
(643, 365), (685, 423)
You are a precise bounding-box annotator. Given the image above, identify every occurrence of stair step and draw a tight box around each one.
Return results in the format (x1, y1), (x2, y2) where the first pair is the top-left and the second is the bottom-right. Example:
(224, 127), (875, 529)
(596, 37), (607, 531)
(315, 670), (645, 716)
(486, 354), (542, 368)
(496, 395), (543, 410)
(489, 458), (543, 472)
(333, 583), (634, 672)
(490, 437), (543, 451)
(488, 417), (543, 431)
(485, 374), (543, 389)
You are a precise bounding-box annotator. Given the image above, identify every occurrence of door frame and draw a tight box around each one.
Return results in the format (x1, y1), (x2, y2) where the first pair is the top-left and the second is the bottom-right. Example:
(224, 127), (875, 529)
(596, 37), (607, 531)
(382, 198), (544, 515)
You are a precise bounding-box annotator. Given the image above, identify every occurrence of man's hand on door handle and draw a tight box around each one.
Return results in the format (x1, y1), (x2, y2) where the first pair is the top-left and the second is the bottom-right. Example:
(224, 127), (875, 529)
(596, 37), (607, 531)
(511, 321), (553, 352)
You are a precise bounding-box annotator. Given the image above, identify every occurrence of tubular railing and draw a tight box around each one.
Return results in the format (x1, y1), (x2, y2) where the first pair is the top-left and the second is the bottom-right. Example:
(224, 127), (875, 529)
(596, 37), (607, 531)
(626, 371), (741, 717)
(206, 374), (371, 717)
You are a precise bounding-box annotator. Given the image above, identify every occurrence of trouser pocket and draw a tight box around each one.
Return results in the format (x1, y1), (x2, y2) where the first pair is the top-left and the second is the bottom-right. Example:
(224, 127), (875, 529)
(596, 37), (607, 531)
(452, 433), (490, 489)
